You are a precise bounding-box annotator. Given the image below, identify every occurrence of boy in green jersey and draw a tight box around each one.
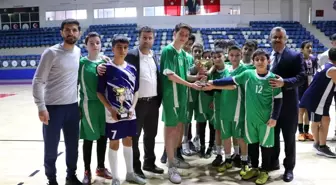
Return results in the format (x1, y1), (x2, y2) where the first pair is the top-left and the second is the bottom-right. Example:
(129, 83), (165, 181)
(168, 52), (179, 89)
(242, 39), (258, 69)
(160, 23), (201, 184)
(78, 32), (112, 183)
(205, 49), (283, 185)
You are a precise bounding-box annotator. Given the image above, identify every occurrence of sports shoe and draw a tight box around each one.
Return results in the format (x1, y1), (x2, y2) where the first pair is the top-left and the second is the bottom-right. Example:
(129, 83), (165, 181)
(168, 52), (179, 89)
(96, 168), (112, 179)
(255, 171), (269, 185)
(65, 175), (82, 185)
(298, 133), (306, 141)
(204, 147), (213, 159)
(198, 146), (206, 158)
(239, 161), (250, 176)
(111, 179), (120, 185)
(168, 167), (182, 184)
(82, 170), (91, 185)
(241, 168), (260, 180)
(189, 141), (197, 152)
(168, 158), (190, 169)
(305, 133), (314, 141)
(317, 145), (336, 158)
(217, 159), (233, 173)
(231, 153), (241, 167)
(211, 155), (223, 167)
(313, 142), (319, 151)
(126, 172), (146, 185)
(181, 142), (193, 156)
(192, 136), (201, 152)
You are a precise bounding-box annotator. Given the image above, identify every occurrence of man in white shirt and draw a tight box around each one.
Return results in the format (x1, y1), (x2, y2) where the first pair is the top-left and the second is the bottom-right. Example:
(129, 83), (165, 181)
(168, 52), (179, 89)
(318, 33), (336, 67)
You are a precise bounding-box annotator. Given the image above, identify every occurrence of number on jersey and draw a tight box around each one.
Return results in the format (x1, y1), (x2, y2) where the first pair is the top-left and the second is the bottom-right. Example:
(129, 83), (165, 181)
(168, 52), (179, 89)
(111, 130), (117, 139)
(255, 85), (263, 94)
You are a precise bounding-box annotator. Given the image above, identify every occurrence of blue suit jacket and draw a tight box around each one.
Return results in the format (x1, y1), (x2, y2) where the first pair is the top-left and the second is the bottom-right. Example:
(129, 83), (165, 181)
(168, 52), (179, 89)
(125, 48), (162, 104)
(271, 47), (306, 113)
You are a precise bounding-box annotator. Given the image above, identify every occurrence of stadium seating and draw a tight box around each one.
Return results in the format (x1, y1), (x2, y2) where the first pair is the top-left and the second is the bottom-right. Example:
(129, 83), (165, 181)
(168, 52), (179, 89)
(0, 21), (328, 69)
(312, 20), (336, 39)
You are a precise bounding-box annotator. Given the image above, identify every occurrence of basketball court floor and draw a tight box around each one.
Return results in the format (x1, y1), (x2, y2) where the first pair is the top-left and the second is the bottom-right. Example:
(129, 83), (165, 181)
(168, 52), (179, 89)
(1, 84), (336, 185)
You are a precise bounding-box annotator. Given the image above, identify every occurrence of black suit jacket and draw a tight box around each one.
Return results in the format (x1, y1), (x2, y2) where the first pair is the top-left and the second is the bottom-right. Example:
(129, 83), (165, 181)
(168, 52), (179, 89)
(271, 47), (306, 114)
(125, 48), (162, 104)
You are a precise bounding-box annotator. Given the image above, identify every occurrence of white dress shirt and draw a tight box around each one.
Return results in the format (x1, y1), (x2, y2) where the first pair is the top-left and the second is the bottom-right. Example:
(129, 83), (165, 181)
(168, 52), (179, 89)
(138, 49), (158, 98)
(318, 49), (330, 67)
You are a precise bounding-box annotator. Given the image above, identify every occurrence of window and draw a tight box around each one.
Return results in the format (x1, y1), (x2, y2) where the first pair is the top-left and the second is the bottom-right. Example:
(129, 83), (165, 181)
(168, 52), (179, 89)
(104, 9), (114, 18)
(115, 7), (137, 18)
(55, 11), (65, 20)
(66, 10), (77, 19)
(143, 6), (165, 16)
(76, 9), (87, 19)
(94, 8), (115, 18)
(46, 9), (87, 21)
(46, 11), (55, 21)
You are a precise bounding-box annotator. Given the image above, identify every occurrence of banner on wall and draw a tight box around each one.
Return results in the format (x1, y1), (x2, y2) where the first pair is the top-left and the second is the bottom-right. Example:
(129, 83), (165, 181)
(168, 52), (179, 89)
(184, 0), (200, 15)
(203, 0), (220, 13)
(164, 0), (182, 16)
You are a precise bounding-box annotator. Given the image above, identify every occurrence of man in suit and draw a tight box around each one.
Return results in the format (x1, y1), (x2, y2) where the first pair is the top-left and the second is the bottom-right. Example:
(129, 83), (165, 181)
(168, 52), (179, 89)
(97, 26), (164, 179)
(268, 27), (306, 183)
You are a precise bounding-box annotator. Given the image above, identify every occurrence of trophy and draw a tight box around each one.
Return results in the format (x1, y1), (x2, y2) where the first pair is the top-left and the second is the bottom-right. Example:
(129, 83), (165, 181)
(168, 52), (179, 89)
(114, 87), (129, 120)
(196, 59), (212, 86)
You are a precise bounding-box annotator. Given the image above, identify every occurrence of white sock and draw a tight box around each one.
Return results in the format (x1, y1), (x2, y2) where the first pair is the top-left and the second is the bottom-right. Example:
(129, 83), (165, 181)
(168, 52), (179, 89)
(216, 145), (222, 155)
(123, 146), (134, 173)
(108, 148), (118, 179)
(234, 145), (239, 154)
(241, 155), (248, 162)
(225, 153), (231, 160)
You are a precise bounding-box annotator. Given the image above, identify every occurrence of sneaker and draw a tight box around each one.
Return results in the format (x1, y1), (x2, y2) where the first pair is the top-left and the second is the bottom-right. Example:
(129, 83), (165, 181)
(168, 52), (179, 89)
(239, 161), (250, 176)
(192, 137), (201, 152)
(204, 147), (213, 159)
(169, 158), (190, 169)
(181, 142), (193, 156)
(217, 159), (233, 173)
(96, 168), (112, 179)
(305, 133), (314, 141)
(231, 153), (241, 167)
(198, 146), (206, 158)
(47, 179), (58, 185)
(255, 171), (269, 185)
(211, 155), (223, 167)
(168, 167), (182, 184)
(241, 168), (260, 180)
(317, 146), (336, 158)
(65, 175), (82, 185)
(313, 142), (319, 151)
(126, 172), (146, 185)
(189, 141), (196, 152)
(111, 179), (120, 185)
(298, 133), (306, 141)
(82, 170), (91, 185)
(160, 150), (167, 164)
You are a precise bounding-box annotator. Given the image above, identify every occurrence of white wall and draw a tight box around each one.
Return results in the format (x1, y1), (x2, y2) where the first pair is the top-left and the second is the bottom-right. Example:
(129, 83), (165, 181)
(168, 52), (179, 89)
(281, 0), (292, 21)
(312, 0), (336, 20)
(0, 0), (284, 28)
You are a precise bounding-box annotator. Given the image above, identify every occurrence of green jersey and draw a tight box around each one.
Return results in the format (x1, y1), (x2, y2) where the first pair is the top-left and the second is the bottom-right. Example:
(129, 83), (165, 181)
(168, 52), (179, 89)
(244, 63), (255, 70)
(220, 63), (247, 122)
(233, 70), (282, 124)
(213, 68), (230, 111)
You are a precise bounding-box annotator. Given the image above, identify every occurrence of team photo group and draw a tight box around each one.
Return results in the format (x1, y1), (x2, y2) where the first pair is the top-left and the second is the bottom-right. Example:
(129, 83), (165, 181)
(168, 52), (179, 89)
(32, 18), (336, 185)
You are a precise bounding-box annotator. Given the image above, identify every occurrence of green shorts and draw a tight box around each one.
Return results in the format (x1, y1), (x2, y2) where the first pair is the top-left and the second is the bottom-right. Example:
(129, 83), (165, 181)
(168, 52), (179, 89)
(213, 109), (221, 130)
(195, 110), (214, 123)
(162, 105), (188, 127)
(79, 100), (106, 141)
(244, 121), (274, 147)
(220, 120), (244, 140)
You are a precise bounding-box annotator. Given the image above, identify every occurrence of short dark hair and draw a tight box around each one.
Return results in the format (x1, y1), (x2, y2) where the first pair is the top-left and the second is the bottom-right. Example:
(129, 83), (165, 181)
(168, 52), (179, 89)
(192, 43), (203, 51)
(85, 32), (101, 45)
(300, 40), (312, 49)
(61, 19), (81, 31)
(228, 45), (241, 53)
(188, 34), (196, 44)
(252, 49), (270, 61)
(214, 39), (227, 49)
(202, 49), (211, 56)
(112, 35), (129, 47)
(243, 40), (258, 50)
(212, 48), (224, 54)
(174, 23), (192, 34)
(331, 33), (336, 41)
(329, 47), (336, 62)
(138, 26), (155, 37)
(227, 40), (237, 47)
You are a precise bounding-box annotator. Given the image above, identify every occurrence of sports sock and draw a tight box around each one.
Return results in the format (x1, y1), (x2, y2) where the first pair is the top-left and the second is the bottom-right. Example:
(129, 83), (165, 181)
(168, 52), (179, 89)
(108, 148), (118, 179)
(241, 155), (248, 162)
(304, 124), (310, 133)
(298, 123), (303, 133)
(216, 145), (222, 155)
(123, 146), (134, 173)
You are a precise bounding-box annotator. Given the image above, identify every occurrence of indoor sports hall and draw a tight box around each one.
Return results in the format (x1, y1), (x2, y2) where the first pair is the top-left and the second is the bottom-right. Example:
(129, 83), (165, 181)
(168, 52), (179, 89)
(1, 0), (336, 185)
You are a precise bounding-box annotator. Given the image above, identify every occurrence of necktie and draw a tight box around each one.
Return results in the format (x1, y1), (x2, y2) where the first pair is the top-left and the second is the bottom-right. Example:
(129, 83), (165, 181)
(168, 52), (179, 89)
(273, 52), (280, 67)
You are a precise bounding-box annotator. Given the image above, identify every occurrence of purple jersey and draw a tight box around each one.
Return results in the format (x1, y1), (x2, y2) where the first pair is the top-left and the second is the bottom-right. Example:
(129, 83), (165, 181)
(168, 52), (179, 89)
(97, 62), (138, 124)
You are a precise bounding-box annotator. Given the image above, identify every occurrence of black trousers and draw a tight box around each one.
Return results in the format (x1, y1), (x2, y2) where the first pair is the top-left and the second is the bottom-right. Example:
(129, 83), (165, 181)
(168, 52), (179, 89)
(271, 105), (298, 171)
(132, 97), (160, 170)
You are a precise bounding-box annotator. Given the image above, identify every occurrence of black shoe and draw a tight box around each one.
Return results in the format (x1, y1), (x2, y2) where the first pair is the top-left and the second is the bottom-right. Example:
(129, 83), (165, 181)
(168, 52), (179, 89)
(231, 154), (241, 167)
(134, 168), (146, 179)
(47, 179), (58, 185)
(199, 146), (206, 158)
(176, 147), (185, 161)
(204, 147), (213, 159)
(283, 170), (294, 182)
(160, 149), (167, 164)
(143, 164), (164, 174)
(189, 141), (196, 152)
(211, 155), (223, 167)
(65, 175), (82, 185)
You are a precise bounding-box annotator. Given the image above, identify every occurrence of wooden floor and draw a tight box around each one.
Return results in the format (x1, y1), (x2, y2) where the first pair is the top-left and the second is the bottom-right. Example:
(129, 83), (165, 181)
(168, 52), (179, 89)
(1, 85), (336, 185)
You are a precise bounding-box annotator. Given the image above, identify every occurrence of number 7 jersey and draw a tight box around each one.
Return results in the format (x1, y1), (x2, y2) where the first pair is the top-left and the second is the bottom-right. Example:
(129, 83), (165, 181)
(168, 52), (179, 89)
(233, 70), (282, 124)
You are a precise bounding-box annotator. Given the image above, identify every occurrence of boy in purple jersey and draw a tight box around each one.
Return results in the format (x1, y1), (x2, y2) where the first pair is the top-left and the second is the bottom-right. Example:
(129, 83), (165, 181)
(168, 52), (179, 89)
(97, 35), (146, 185)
